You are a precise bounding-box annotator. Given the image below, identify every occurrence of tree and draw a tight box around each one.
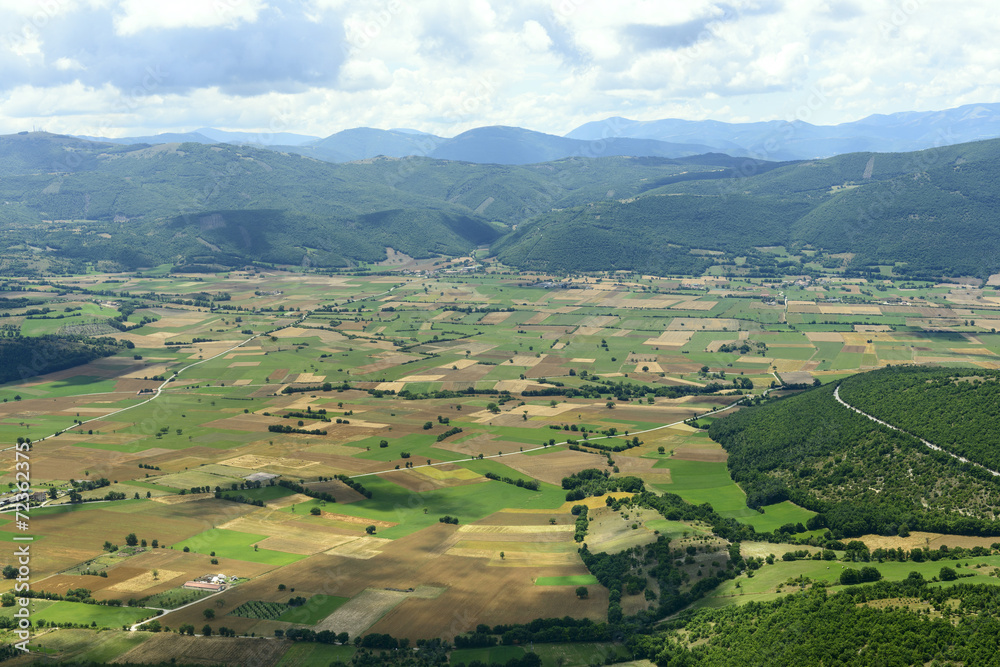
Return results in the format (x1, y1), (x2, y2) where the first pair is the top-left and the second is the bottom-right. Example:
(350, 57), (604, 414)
(203, 608), (215, 620)
(839, 568), (861, 585)
(179, 624), (194, 636)
(499, 551), (505, 560)
(576, 586), (589, 598)
(365, 525), (376, 535)
(125, 533), (138, 547)
(310, 507), (321, 515)
(202, 624), (213, 636)
(423, 421), (433, 430)
(940, 566), (958, 581)
(47, 486), (58, 500)
(2, 565), (16, 579)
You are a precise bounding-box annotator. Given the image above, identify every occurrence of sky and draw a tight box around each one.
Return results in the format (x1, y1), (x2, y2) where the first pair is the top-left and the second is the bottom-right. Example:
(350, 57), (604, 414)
(1, 0), (999, 140)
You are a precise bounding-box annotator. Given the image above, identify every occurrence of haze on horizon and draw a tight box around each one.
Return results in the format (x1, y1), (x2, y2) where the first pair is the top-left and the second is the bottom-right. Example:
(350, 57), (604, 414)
(2, 0), (999, 139)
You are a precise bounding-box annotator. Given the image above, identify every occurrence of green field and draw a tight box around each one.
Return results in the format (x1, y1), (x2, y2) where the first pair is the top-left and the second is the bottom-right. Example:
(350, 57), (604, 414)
(275, 642), (357, 666)
(172, 528), (306, 566)
(28, 628), (151, 663)
(277, 594), (350, 624)
(654, 458), (758, 520)
(450, 646), (527, 665)
(0, 600), (155, 628)
(739, 501), (817, 533)
(287, 475), (567, 539)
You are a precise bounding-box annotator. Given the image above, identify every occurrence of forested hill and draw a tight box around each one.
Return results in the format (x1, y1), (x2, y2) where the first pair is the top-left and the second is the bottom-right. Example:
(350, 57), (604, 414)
(631, 582), (1000, 665)
(494, 137), (1000, 278)
(0, 133), (507, 270)
(838, 366), (1000, 471)
(6, 131), (1000, 277)
(0, 133), (768, 271)
(708, 374), (1000, 538)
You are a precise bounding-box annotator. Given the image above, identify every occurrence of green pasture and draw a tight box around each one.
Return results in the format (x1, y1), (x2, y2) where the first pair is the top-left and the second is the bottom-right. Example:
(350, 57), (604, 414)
(277, 594), (350, 624)
(285, 474), (566, 539)
(171, 528), (305, 566)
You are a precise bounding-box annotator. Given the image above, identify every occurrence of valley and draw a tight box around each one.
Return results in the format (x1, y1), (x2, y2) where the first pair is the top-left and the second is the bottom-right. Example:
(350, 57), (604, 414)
(2, 264), (1000, 664)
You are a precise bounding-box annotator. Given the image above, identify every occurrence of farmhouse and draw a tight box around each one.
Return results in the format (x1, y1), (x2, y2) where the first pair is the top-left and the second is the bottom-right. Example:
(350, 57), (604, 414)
(183, 581), (225, 592)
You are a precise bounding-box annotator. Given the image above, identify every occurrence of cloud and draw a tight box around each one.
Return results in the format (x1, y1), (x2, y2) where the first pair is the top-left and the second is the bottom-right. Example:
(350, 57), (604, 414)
(0, 2), (347, 96)
(112, 0), (267, 36)
(1, 0), (999, 139)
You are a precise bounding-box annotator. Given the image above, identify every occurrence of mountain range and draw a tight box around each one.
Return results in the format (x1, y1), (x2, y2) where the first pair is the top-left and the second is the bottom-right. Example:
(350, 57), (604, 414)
(70, 102), (1000, 164)
(4, 128), (1000, 279)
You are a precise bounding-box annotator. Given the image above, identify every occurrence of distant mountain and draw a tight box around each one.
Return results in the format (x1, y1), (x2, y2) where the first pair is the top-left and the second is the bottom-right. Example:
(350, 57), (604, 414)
(275, 125), (717, 165)
(75, 128), (320, 147)
(0, 132), (504, 270)
(426, 126), (718, 164)
(195, 127), (319, 146)
(286, 127), (446, 163)
(75, 131), (218, 145)
(7, 130), (1000, 280)
(566, 103), (1000, 160)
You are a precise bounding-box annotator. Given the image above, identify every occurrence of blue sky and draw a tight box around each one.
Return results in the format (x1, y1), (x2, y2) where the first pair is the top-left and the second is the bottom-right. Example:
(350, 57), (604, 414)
(0, 0), (997, 138)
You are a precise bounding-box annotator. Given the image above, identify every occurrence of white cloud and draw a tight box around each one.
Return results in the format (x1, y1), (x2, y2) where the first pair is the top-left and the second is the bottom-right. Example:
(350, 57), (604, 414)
(1, 0), (1000, 137)
(53, 56), (84, 70)
(112, 0), (267, 36)
(337, 58), (392, 91)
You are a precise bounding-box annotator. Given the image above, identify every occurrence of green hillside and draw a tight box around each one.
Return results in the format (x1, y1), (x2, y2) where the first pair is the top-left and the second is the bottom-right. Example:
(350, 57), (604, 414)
(6, 132), (1000, 277)
(0, 134), (504, 270)
(708, 379), (1000, 538)
(838, 366), (1000, 471)
(496, 138), (1000, 278)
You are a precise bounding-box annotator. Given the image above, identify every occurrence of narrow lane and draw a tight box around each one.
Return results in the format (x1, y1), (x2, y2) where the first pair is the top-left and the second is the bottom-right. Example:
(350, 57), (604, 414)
(833, 384), (1000, 477)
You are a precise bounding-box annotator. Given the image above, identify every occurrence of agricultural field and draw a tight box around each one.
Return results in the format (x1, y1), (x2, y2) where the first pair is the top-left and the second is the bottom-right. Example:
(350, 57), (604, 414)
(3, 266), (1000, 664)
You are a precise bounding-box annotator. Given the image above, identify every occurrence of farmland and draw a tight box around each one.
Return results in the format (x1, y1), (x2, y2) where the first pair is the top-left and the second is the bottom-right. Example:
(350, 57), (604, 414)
(4, 264), (1000, 664)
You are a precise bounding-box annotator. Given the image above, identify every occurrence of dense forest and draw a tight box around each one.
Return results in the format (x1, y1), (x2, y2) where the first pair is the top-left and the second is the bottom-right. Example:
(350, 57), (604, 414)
(839, 365), (1000, 471)
(708, 381), (1000, 537)
(495, 138), (1000, 277)
(0, 334), (126, 384)
(630, 580), (1000, 665)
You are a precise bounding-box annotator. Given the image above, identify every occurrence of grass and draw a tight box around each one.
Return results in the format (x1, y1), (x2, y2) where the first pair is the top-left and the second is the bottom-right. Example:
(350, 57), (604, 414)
(288, 475), (567, 539)
(653, 458), (758, 520)
(142, 586), (216, 609)
(172, 528), (306, 566)
(276, 643), (357, 666)
(739, 501), (817, 533)
(0, 601), (155, 628)
(29, 628), (150, 663)
(277, 594), (350, 624)
(450, 646), (526, 665)
(695, 555), (1000, 611)
(532, 643), (633, 667)
(534, 575), (599, 586)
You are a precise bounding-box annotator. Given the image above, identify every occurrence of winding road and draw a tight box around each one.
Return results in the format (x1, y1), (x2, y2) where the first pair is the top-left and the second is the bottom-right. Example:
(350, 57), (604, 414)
(833, 384), (1000, 477)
